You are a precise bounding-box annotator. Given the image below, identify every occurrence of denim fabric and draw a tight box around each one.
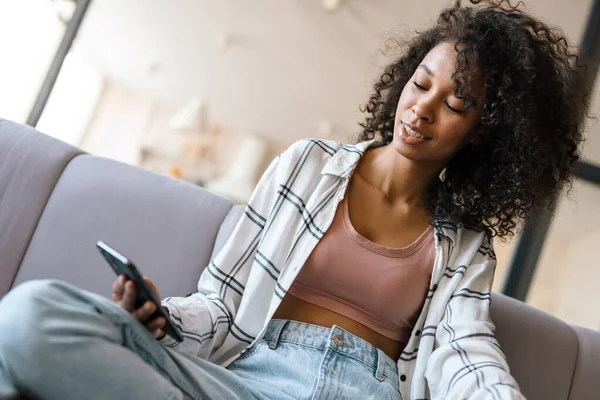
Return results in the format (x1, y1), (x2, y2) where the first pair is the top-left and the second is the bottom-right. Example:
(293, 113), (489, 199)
(0, 280), (400, 400)
(228, 319), (401, 400)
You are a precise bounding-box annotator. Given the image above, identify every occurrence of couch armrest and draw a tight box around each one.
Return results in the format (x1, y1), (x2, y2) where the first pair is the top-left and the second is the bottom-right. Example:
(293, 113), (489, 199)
(568, 325), (600, 399)
(491, 292), (579, 400)
(0, 120), (82, 297)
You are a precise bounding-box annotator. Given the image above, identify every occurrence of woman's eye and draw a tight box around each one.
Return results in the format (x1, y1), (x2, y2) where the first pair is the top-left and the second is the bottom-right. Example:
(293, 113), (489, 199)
(413, 81), (426, 90)
(445, 102), (464, 114)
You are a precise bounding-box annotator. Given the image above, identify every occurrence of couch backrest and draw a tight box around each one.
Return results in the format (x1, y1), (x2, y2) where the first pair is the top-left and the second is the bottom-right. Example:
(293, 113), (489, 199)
(0, 120), (237, 299)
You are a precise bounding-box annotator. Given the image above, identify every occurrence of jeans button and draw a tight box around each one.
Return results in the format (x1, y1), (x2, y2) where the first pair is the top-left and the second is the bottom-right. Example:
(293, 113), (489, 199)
(333, 335), (344, 345)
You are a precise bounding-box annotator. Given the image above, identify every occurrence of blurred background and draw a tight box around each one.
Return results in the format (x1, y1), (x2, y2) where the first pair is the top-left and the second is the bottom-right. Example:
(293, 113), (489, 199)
(1, 0), (599, 329)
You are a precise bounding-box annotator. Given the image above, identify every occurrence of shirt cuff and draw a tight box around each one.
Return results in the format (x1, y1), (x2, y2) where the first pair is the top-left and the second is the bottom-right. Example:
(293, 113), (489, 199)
(158, 303), (181, 346)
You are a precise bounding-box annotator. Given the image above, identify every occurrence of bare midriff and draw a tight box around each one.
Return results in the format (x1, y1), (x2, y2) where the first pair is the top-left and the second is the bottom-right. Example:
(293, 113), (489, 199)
(273, 294), (406, 361)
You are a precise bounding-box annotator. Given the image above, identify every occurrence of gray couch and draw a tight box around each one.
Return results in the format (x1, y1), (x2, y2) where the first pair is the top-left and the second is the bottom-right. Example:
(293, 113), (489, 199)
(0, 119), (598, 399)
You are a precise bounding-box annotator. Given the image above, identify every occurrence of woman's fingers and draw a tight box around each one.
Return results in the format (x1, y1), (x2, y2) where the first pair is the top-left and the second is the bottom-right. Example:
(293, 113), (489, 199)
(112, 276), (167, 340)
(111, 274), (126, 302)
(143, 276), (161, 299)
(121, 280), (138, 312)
(132, 300), (156, 322)
(146, 317), (166, 333)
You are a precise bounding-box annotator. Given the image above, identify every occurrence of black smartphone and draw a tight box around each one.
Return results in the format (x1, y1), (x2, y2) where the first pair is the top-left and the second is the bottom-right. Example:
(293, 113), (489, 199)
(96, 241), (184, 342)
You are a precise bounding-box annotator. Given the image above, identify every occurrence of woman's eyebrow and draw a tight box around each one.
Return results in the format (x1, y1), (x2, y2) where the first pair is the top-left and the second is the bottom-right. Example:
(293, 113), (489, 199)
(418, 64), (434, 76)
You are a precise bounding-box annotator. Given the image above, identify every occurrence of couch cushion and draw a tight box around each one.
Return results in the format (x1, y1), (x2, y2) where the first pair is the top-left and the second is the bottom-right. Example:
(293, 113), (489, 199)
(0, 120), (83, 297)
(14, 154), (234, 299)
(491, 292), (578, 400)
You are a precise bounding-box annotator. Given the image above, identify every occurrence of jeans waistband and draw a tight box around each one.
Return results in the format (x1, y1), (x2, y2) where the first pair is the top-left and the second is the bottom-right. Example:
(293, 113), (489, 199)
(264, 319), (399, 386)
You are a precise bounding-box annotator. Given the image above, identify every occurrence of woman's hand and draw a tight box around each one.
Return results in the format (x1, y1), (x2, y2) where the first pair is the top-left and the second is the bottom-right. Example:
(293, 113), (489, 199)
(112, 274), (167, 340)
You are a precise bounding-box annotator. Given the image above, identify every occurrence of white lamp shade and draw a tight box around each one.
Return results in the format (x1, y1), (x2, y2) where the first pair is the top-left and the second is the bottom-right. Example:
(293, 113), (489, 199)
(205, 135), (269, 203)
(169, 98), (204, 131)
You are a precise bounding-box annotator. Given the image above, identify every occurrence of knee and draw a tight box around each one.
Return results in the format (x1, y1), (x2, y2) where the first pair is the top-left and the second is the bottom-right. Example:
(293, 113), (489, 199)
(1, 279), (71, 311)
(0, 279), (74, 336)
(0, 280), (88, 381)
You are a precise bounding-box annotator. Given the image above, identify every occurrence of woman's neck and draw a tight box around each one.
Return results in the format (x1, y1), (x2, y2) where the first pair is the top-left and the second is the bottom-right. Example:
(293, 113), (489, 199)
(356, 145), (441, 208)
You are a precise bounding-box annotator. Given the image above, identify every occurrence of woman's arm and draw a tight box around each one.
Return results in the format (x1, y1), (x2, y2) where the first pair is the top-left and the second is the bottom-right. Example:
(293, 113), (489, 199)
(425, 239), (526, 400)
(159, 152), (284, 359)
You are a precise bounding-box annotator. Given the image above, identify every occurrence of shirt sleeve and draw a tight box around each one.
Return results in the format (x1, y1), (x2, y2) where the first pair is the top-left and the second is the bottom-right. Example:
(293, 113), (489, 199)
(159, 152), (283, 359)
(425, 237), (527, 400)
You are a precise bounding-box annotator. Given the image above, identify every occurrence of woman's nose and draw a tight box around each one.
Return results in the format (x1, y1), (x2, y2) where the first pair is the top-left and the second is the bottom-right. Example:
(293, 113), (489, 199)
(412, 103), (434, 123)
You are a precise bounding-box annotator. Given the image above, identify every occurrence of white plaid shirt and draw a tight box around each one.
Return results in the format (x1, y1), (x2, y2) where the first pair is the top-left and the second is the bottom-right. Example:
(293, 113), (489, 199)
(162, 139), (525, 399)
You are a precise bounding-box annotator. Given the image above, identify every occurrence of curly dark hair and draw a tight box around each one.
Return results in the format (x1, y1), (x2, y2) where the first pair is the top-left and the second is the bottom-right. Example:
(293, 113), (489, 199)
(358, 0), (589, 238)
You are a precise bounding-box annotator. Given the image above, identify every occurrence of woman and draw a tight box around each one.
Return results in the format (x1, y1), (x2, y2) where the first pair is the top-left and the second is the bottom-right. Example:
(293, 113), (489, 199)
(0, 1), (587, 399)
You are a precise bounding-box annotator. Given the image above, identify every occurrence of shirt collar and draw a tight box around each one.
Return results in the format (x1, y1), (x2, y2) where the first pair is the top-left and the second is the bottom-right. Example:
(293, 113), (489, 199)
(320, 139), (377, 179)
(321, 139), (458, 245)
(433, 220), (458, 246)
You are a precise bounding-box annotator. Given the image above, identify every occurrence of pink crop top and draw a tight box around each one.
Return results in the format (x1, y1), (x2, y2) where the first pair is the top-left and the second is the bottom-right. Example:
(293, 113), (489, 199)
(287, 195), (435, 343)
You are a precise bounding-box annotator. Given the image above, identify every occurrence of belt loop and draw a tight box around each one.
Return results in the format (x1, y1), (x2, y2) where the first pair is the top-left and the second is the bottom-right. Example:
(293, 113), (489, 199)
(374, 348), (386, 382)
(268, 319), (288, 350)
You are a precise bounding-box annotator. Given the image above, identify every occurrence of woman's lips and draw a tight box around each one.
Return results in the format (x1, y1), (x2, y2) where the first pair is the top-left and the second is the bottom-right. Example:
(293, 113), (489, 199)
(399, 123), (430, 144)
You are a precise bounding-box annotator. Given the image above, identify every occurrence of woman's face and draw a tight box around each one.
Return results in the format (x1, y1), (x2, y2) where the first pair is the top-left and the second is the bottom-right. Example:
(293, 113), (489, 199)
(392, 41), (483, 167)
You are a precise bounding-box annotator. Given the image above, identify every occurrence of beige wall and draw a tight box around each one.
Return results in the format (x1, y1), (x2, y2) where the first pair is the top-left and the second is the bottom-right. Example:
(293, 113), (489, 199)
(554, 228), (600, 328)
(76, 0), (593, 143)
(81, 80), (285, 185)
(81, 81), (156, 165)
(528, 180), (600, 329)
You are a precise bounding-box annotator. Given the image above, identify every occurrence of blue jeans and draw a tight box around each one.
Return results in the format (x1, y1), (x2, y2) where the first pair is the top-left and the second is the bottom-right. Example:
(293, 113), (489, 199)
(0, 280), (401, 400)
